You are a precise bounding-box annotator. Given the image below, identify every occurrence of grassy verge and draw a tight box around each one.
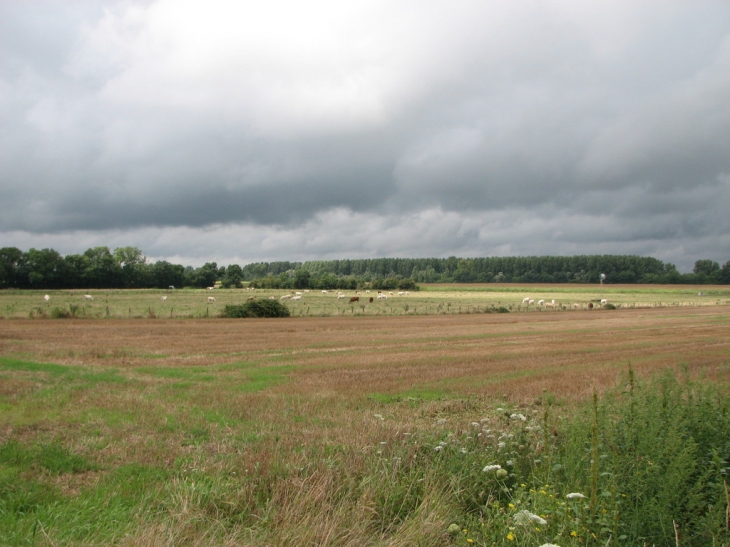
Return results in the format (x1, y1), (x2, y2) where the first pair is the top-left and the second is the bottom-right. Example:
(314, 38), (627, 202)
(1, 361), (728, 546)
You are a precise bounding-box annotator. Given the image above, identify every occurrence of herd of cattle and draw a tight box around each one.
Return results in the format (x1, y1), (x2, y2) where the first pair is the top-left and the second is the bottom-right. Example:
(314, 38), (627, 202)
(42, 291), (609, 311)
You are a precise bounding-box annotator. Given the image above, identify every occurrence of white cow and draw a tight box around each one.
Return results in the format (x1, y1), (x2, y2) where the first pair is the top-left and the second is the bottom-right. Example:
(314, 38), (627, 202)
(207, 296), (216, 303)
(161, 296), (167, 301)
(44, 294), (50, 302)
(84, 294), (93, 301)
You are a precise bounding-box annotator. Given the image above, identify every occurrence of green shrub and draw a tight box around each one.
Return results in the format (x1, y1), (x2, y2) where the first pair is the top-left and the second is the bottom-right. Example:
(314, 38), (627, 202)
(50, 307), (71, 318)
(223, 299), (291, 318)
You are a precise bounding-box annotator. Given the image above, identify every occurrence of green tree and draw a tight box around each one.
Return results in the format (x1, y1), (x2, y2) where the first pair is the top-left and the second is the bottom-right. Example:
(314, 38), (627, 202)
(83, 247), (120, 288)
(114, 246), (147, 288)
(21, 248), (66, 288)
(148, 261), (185, 289)
(294, 269), (311, 289)
(222, 264), (243, 288)
(0, 247), (23, 288)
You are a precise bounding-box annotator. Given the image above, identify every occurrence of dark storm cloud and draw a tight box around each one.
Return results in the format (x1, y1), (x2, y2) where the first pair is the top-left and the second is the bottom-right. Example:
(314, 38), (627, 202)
(1, 1), (729, 271)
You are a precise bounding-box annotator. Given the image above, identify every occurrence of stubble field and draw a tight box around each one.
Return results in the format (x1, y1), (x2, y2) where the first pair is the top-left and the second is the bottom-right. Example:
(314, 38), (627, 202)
(1, 287), (729, 546)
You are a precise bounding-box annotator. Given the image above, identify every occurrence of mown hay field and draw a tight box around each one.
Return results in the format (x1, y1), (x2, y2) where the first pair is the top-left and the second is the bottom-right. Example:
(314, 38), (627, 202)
(1, 288), (729, 546)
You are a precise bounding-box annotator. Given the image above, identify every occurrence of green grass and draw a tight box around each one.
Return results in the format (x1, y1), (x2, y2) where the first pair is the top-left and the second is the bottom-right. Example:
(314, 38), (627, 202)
(2, 285), (729, 319)
(1, 351), (729, 545)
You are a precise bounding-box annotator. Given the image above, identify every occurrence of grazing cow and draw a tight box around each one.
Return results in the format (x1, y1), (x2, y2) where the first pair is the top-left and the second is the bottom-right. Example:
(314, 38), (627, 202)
(161, 296), (167, 301)
(169, 285), (175, 290)
(291, 295), (302, 301)
(588, 302), (594, 309)
(248, 296), (254, 301)
(337, 294), (346, 299)
(280, 294), (291, 300)
(207, 296), (216, 303)
(44, 294), (50, 302)
(369, 297), (374, 303)
(207, 286), (214, 291)
(84, 294), (93, 301)
(349, 296), (359, 303)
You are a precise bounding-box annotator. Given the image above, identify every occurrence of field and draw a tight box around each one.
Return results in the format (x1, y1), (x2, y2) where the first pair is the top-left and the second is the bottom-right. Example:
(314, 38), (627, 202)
(1, 286), (730, 546)
(2, 283), (729, 319)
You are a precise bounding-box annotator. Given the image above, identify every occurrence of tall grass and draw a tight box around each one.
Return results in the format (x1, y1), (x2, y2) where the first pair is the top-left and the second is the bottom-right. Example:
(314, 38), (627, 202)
(1, 366), (728, 546)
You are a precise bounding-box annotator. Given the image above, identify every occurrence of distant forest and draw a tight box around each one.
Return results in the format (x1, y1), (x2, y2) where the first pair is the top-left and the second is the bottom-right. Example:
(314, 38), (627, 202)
(1, 246), (729, 290)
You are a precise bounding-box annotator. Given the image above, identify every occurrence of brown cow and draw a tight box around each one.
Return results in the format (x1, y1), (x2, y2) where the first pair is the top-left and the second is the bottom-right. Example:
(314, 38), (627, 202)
(349, 296), (359, 303)
(369, 297), (374, 303)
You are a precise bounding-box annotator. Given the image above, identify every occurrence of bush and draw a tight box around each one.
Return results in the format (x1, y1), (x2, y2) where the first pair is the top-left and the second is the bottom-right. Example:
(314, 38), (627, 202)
(50, 307), (71, 319)
(223, 300), (291, 318)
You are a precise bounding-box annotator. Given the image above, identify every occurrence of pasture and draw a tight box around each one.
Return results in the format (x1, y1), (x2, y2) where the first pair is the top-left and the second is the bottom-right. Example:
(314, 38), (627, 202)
(1, 287), (729, 546)
(1, 283), (729, 319)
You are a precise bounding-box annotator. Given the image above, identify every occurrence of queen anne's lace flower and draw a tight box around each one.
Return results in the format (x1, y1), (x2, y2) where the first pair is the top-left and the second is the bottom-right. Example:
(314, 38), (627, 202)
(513, 510), (547, 526)
(482, 464), (502, 472)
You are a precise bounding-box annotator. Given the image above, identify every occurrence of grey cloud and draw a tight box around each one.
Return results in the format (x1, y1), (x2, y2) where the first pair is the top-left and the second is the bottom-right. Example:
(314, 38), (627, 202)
(1, 1), (730, 271)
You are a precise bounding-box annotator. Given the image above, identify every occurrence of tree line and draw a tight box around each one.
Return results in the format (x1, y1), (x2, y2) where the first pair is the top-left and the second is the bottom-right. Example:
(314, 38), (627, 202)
(1, 246), (729, 290)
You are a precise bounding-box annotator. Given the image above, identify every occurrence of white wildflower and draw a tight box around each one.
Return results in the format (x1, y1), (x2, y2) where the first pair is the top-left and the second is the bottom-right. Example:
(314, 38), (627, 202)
(497, 442), (506, 450)
(566, 492), (586, 499)
(510, 413), (527, 421)
(538, 544), (562, 547)
(437, 418), (447, 425)
(434, 445), (444, 452)
(471, 422), (480, 428)
(482, 464), (502, 472)
(513, 510), (547, 526)
(373, 414), (384, 421)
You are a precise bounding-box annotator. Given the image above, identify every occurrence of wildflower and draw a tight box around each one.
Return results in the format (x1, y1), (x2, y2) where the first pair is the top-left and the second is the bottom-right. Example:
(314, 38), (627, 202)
(570, 531), (578, 537)
(496, 469), (509, 479)
(513, 510), (547, 526)
(434, 445), (444, 452)
(437, 418), (447, 425)
(483, 464), (502, 472)
(467, 539), (474, 543)
(566, 492), (586, 499)
(506, 531), (515, 541)
(510, 413), (527, 421)
(538, 544), (562, 547)
(373, 414), (384, 421)
(447, 524), (461, 535)
(498, 442), (506, 450)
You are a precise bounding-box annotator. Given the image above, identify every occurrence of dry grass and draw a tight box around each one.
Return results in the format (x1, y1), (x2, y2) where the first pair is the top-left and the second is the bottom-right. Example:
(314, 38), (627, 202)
(1, 306), (728, 400)
(1, 303), (729, 546)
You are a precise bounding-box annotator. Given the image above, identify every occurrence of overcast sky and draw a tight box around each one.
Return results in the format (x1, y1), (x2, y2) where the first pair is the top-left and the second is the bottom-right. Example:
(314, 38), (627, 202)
(2, 1), (729, 272)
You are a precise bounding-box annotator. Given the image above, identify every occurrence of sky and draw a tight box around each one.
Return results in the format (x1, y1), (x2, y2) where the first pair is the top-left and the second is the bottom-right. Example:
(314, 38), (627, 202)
(1, 1), (729, 273)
